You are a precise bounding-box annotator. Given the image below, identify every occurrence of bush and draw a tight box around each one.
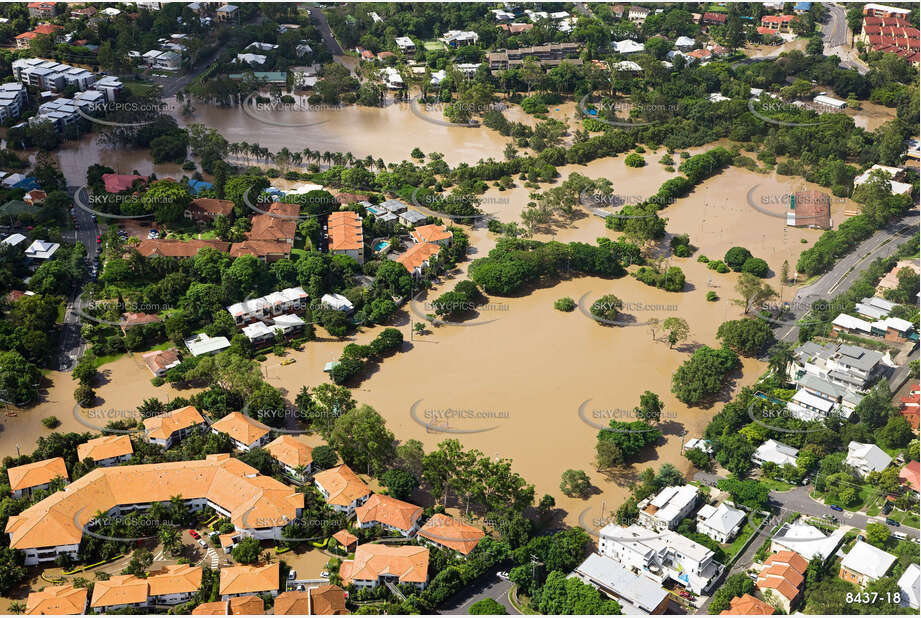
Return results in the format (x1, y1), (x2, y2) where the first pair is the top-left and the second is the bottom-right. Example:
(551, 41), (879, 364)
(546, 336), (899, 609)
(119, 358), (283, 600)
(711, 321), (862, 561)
(708, 260), (730, 273)
(724, 247), (753, 271)
(151, 377), (165, 387)
(697, 255), (709, 263)
(41, 416), (60, 429)
(74, 384), (95, 408)
(673, 244), (691, 257)
(590, 294), (622, 323)
(554, 297), (576, 312)
(741, 257), (769, 278)
(624, 153), (646, 167)
(672, 346), (740, 405)
(706, 291), (718, 301)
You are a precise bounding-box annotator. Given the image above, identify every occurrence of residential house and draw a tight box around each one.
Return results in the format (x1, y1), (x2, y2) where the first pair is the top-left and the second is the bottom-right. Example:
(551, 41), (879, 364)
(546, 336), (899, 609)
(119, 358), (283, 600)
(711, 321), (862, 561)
(147, 565), (204, 605)
(598, 524), (724, 594)
(627, 6), (650, 22)
(320, 293), (354, 313)
(220, 563), (280, 599)
(752, 439), (799, 467)
(761, 14), (796, 33)
(7, 457), (68, 499)
(897, 563), (920, 610)
(395, 36), (415, 54)
(354, 493), (423, 536)
(332, 529), (358, 554)
(143, 348), (181, 377)
(900, 385), (919, 431)
(899, 461), (920, 494)
(192, 595), (264, 615)
(249, 202), (298, 245)
(380, 67), (403, 89)
(314, 465), (371, 514)
(787, 190), (831, 229)
(410, 223), (453, 246)
(77, 435), (133, 467)
(15, 24), (62, 48)
(637, 484), (698, 531)
(396, 242), (442, 277)
(28, 2), (57, 18)
(696, 502), (746, 543)
(789, 342), (889, 393)
(863, 3), (912, 18)
(308, 584), (349, 615)
(789, 373), (863, 419)
(211, 412), (271, 451)
(24, 239), (59, 260)
(757, 551), (807, 613)
(242, 320), (276, 345)
(839, 541), (896, 587)
(486, 42), (581, 69)
(572, 552), (670, 614)
(184, 333), (231, 357)
(143, 405), (206, 448)
(26, 584), (88, 615)
(91, 575), (150, 613)
(702, 12), (728, 26)
(265, 435), (313, 480)
(102, 173), (149, 194)
(215, 4), (239, 21)
(136, 238), (229, 258)
(770, 520), (845, 562)
(226, 287), (308, 326)
(844, 441), (892, 477)
(719, 594), (776, 615)
(186, 197), (234, 222)
(399, 209), (427, 227)
(328, 211), (364, 264)
(674, 35), (696, 50)
(440, 30), (478, 47)
(0, 83), (28, 122)
(339, 544), (430, 590)
(417, 514), (484, 556)
(612, 39), (645, 54)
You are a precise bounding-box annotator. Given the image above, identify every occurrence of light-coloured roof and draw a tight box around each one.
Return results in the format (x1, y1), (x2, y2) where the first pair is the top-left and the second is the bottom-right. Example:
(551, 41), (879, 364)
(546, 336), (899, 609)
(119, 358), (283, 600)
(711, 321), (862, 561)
(265, 435), (313, 469)
(6, 455), (302, 551)
(754, 439), (799, 466)
(897, 563), (920, 609)
(574, 552), (668, 613)
(219, 563), (280, 596)
(8, 457), (68, 492)
(314, 465), (371, 507)
(833, 313), (873, 332)
(212, 411), (271, 446)
(771, 521), (845, 561)
(845, 441), (892, 473)
(77, 435), (133, 463)
(646, 484), (698, 524)
(417, 513), (485, 555)
(339, 544), (429, 585)
(355, 493), (423, 532)
(699, 502), (746, 536)
(792, 389), (835, 412)
(26, 585), (87, 615)
(143, 405), (205, 441)
(91, 575), (149, 608)
(841, 541), (896, 579)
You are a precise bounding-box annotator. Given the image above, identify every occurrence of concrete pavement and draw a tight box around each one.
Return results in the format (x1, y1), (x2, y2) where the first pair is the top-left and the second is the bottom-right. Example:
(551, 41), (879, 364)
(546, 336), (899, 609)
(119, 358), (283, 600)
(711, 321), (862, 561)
(438, 573), (518, 615)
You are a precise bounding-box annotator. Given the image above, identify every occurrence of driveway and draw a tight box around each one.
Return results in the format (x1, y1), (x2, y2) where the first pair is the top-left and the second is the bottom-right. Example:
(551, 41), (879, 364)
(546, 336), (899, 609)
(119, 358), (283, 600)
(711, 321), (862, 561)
(438, 573), (518, 615)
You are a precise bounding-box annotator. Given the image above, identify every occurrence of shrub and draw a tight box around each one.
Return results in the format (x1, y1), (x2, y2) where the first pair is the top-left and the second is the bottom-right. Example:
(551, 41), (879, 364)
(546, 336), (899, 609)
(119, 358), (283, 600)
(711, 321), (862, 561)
(741, 257), (769, 277)
(708, 260), (729, 273)
(697, 255), (710, 263)
(151, 377), (165, 387)
(554, 297), (576, 312)
(74, 384), (95, 407)
(724, 247), (753, 271)
(673, 244), (691, 257)
(41, 416), (60, 429)
(590, 294), (622, 323)
(706, 291), (718, 302)
(624, 153), (646, 167)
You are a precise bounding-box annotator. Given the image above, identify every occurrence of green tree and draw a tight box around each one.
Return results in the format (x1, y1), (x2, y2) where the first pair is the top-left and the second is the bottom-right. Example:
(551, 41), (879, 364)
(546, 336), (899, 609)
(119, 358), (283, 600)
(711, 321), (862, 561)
(380, 468), (417, 501)
(470, 598), (507, 615)
(635, 391), (663, 423)
(0, 548), (26, 595)
(328, 405), (395, 475)
(716, 318), (775, 356)
(231, 537), (262, 564)
(662, 317), (689, 349)
(559, 469), (593, 497)
(708, 573), (755, 614)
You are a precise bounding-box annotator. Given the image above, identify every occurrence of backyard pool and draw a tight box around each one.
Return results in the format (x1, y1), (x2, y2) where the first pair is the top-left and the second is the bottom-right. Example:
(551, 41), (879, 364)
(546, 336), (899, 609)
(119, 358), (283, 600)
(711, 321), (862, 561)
(373, 240), (390, 252)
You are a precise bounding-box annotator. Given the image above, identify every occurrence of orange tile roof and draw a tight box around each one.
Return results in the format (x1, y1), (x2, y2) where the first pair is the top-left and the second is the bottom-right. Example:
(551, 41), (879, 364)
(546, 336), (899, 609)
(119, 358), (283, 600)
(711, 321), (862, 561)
(273, 591), (307, 615)
(8, 457), (68, 492)
(332, 529), (358, 548)
(77, 435), (133, 463)
(230, 595), (265, 614)
(143, 405), (206, 441)
(355, 493), (422, 532)
(900, 461), (920, 492)
(211, 412), (271, 447)
(6, 455), (303, 551)
(143, 348), (181, 374)
(757, 551), (807, 603)
(314, 465), (371, 507)
(91, 575), (149, 608)
(309, 584), (348, 615)
(26, 585), (87, 615)
(339, 544), (429, 585)
(136, 239), (230, 258)
(265, 435), (313, 469)
(229, 240), (292, 259)
(417, 514), (485, 555)
(147, 564), (203, 597)
(193, 600), (229, 615)
(219, 563), (280, 596)
(327, 211), (363, 252)
(720, 593), (775, 615)
(395, 242), (441, 273)
(249, 202), (299, 242)
(768, 550), (808, 573)
(190, 198), (234, 218)
(410, 223), (452, 244)
(121, 311), (160, 328)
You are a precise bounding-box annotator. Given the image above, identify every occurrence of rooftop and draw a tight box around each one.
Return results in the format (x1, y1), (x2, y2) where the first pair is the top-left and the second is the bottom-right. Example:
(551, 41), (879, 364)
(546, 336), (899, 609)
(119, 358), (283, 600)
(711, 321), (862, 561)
(219, 563), (280, 596)
(841, 540), (896, 579)
(211, 411), (271, 446)
(417, 513), (485, 555)
(355, 493), (423, 531)
(77, 435), (133, 463)
(314, 465), (371, 507)
(339, 544), (429, 585)
(8, 457), (68, 492)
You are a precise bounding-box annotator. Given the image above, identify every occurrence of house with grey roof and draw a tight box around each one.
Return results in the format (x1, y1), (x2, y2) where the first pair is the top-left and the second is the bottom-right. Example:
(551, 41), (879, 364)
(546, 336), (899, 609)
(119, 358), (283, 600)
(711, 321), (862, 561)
(572, 553), (669, 614)
(844, 441), (892, 478)
(696, 502), (746, 543)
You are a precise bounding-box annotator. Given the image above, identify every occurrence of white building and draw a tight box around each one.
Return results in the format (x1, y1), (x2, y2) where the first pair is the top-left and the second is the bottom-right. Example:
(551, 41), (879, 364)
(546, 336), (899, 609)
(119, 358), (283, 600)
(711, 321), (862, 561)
(320, 293), (354, 313)
(242, 321), (275, 345)
(897, 563), (920, 609)
(226, 287), (307, 325)
(246, 42), (278, 52)
(790, 342), (890, 394)
(380, 67), (403, 89)
(236, 53), (267, 65)
(637, 484), (698, 531)
(674, 35), (696, 50)
(598, 524), (723, 594)
(143, 50), (182, 71)
(572, 553), (670, 614)
(696, 502), (746, 543)
(752, 439), (799, 467)
(854, 164), (913, 196)
(440, 30), (479, 47)
(813, 94), (846, 109)
(844, 441), (892, 477)
(184, 333), (230, 356)
(24, 239), (60, 260)
(395, 36), (415, 53)
(612, 39), (644, 54)
(770, 520), (845, 561)
(840, 541), (896, 587)
(0, 83), (27, 122)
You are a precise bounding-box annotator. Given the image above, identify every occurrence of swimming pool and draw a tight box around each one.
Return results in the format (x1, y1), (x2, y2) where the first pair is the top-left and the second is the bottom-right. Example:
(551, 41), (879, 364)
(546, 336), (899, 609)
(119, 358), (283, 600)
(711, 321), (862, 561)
(373, 240), (390, 252)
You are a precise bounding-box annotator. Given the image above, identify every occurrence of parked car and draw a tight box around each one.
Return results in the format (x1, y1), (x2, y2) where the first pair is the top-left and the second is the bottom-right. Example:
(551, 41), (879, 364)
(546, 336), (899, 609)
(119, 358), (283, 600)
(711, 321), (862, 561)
(886, 518), (900, 527)
(96, 235), (101, 243)
(287, 570), (297, 581)
(320, 571), (329, 578)
(197, 539), (207, 548)
(497, 571), (509, 581)
(882, 502), (893, 515)
(830, 504), (843, 512)
(188, 529), (200, 539)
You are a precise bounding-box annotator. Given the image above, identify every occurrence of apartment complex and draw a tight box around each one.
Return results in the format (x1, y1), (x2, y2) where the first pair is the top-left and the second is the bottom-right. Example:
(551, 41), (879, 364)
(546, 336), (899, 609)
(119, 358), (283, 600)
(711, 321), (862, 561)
(91, 565), (203, 612)
(487, 42), (582, 69)
(339, 544), (430, 590)
(327, 211), (364, 265)
(354, 493), (423, 537)
(226, 287), (308, 325)
(6, 455), (302, 566)
(637, 484), (698, 531)
(314, 465), (372, 514)
(143, 405), (206, 447)
(416, 514), (485, 556)
(7, 456), (69, 499)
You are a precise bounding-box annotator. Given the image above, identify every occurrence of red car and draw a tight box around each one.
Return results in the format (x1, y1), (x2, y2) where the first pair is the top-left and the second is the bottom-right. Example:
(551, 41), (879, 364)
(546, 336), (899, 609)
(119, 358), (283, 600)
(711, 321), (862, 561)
(188, 530), (200, 540)
(96, 235), (101, 243)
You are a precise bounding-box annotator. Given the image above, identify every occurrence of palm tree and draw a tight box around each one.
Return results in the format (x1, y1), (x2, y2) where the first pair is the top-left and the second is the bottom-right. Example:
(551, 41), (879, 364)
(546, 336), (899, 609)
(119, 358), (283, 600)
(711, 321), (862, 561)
(768, 342), (795, 385)
(7, 601), (25, 614)
(159, 526), (183, 557)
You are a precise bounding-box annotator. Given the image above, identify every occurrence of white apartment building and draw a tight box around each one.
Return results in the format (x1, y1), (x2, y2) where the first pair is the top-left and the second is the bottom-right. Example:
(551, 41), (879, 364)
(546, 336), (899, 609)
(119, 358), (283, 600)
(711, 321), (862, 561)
(12, 58), (95, 92)
(0, 83), (27, 122)
(226, 287), (308, 325)
(790, 342), (890, 393)
(637, 484), (698, 531)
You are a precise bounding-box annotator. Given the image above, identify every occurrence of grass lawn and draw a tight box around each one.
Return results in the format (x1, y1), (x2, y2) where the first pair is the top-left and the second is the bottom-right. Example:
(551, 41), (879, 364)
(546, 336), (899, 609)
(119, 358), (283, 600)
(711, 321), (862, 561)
(889, 509), (920, 529)
(93, 352), (125, 368)
(121, 80), (157, 96)
(760, 478), (795, 492)
(56, 301), (67, 324)
(725, 514), (765, 559)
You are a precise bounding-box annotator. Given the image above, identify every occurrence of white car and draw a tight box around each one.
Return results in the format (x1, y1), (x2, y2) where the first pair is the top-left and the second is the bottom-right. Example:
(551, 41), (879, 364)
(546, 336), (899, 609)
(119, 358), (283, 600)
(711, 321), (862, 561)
(287, 570), (297, 581)
(497, 571), (509, 581)
(321, 570), (329, 578)
(197, 539), (207, 548)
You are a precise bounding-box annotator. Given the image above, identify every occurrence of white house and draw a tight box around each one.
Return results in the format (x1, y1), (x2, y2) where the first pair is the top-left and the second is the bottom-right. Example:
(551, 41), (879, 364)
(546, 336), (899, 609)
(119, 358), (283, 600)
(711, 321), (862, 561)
(380, 66), (403, 89)
(674, 35), (696, 50)
(395, 36), (415, 54)
(320, 293), (354, 313)
(770, 520), (846, 561)
(184, 333), (230, 356)
(696, 502), (746, 543)
(24, 239), (59, 260)
(637, 484), (698, 531)
(752, 439), (799, 467)
(840, 541), (896, 587)
(844, 441), (892, 477)
(897, 563), (920, 609)
(572, 553), (670, 614)
(612, 39), (644, 54)
(813, 94), (846, 109)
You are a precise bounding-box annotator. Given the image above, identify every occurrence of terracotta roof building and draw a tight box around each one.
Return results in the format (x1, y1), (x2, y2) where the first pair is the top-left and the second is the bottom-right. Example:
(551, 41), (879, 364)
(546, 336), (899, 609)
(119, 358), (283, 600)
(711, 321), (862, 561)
(339, 544), (430, 590)
(187, 197), (235, 221)
(787, 190), (831, 229)
(143, 348), (181, 377)
(220, 563), (281, 598)
(148, 564), (204, 604)
(332, 529), (358, 552)
(120, 311), (160, 331)
(314, 465), (372, 513)
(143, 405), (206, 447)
(136, 238), (230, 258)
(77, 435), (133, 466)
(410, 223), (453, 246)
(417, 513), (485, 556)
(101, 173), (149, 194)
(25, 584), (88, 615)
(91, 575), (149, 612)
(249, 202), (299, 244)
(265, 435), (313, 479)
(355, 494), (423, 536)
(720, 593), (776, 615)
(210, 411), (272, 451)
(6, 455), (302, 566)
(900, 460), (920, 493)
(229, 239), (292, 261)
(395, 242), (441, 277)
(274, 591), (308, 615)
(327, 211), (364, 264)
(8, 457), (68, 499)
(756, 550), (807, 613)
(194, 595), (265, 615)
(309, 584), (348, 615)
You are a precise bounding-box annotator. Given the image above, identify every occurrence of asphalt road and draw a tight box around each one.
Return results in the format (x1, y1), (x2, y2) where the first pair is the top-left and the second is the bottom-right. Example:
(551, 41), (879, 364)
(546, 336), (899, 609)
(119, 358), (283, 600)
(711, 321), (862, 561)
(821, 2), (870, 74)
(438, 573), (518, 615)
(308, 5), (343, 56)
(773, 210), (919, 343)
